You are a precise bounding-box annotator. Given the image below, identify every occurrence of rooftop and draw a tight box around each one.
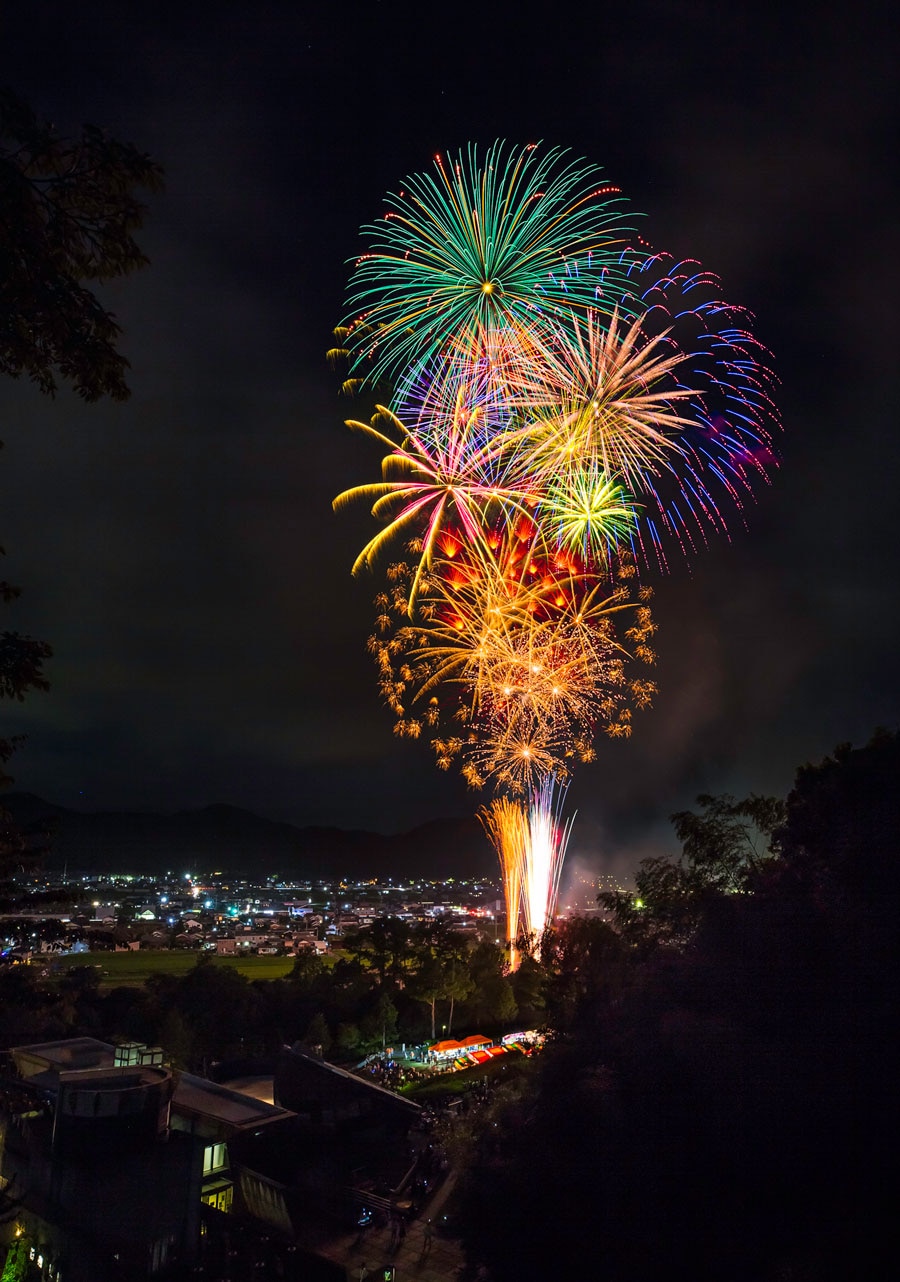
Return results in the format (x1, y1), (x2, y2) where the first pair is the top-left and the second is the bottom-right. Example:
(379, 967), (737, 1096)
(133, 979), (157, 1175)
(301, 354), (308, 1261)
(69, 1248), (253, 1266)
(173, 1073), (294, 1131)
(12, 1036), (116, 1077)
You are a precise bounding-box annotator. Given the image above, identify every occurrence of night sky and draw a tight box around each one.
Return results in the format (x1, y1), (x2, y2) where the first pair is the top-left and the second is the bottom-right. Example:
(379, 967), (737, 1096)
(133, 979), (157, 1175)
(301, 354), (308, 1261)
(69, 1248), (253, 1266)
(2, 1), (897, 880)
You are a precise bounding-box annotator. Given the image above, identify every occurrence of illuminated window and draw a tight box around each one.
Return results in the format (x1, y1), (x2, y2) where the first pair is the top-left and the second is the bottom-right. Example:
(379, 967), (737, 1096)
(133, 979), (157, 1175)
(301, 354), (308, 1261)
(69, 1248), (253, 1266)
(202, 1142), (227, 1175)
(201, 1184), (234, 1213)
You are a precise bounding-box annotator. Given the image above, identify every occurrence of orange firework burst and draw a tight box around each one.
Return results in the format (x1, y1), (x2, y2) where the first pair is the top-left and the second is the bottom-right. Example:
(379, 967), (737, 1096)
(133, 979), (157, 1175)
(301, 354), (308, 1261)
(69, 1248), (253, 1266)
(367, 535), (656, 792)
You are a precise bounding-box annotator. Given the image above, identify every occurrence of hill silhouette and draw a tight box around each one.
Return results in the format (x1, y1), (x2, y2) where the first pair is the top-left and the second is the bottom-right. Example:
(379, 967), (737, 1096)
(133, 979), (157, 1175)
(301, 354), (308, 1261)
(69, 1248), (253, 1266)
(2, 793), (496, 881)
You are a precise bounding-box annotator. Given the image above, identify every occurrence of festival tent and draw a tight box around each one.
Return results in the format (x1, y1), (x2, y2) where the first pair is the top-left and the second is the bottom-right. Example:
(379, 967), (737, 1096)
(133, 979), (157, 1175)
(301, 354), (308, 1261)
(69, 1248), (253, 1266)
(430, 1039), (464, 1058)
(457, 1035), (492, 1051)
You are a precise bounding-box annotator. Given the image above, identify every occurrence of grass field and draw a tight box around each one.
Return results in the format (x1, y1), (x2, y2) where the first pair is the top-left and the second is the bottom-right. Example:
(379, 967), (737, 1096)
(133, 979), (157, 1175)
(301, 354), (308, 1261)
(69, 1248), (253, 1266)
(53, 950), (296, 986)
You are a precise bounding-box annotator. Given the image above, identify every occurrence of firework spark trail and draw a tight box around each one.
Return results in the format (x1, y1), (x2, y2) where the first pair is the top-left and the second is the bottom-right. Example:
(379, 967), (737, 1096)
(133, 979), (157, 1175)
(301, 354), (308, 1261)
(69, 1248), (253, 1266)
(479, 796), (528, 966)
(480, 778), (573, 963)
(523, 777), (574, 943)
(333, 142), (779, 967)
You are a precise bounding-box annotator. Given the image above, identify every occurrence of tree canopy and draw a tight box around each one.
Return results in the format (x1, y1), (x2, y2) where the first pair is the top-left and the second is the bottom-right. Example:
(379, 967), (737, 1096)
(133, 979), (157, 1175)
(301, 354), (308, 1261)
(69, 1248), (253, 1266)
(1, 86), (162, 402)
(0, 548), (53, 876)
(0, 566), (52, 781)
(599, 791), (785, 950)
(0, 87), (161, 845)
(454, 731), (899, 1282)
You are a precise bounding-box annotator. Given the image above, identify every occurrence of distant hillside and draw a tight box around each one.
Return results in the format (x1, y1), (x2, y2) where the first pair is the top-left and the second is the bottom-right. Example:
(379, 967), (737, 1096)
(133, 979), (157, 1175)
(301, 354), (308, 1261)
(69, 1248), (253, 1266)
(1, 793), (496, 881)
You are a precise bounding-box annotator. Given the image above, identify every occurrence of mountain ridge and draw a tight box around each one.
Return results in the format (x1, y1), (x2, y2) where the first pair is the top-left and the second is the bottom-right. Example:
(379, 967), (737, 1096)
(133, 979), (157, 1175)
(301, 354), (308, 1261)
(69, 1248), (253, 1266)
(1, 793), (497, 881)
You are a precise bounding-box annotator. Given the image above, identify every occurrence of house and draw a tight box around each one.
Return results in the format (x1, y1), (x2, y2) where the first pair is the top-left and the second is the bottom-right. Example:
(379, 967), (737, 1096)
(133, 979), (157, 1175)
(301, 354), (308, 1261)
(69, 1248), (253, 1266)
(235, 931), (270, 950)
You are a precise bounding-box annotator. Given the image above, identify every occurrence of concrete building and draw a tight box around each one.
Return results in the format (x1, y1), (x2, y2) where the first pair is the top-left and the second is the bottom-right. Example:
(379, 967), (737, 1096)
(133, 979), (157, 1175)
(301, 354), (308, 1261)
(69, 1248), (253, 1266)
(0, 1038), (434, 1281)
(0, 1038), (298, 1280)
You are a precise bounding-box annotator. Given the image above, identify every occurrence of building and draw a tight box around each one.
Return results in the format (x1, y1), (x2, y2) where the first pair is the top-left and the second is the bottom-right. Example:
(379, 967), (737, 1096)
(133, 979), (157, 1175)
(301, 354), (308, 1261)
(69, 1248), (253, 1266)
(0, 1038), (194, 1279)
(0, 1037), (429, 1281)
(0, 1038), (300, 1280)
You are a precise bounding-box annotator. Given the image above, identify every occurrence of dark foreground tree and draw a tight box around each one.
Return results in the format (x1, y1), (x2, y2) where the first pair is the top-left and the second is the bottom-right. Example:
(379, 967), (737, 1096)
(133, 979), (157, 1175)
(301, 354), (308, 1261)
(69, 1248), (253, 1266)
(455, 733), (899, 1282)
(1, 87), (163, 402)
(774, 727), (900, 903)
(600, 791), (784, 950)
(0, 87), (161, 828)
(0, 552), (53, 877)
(0, 601), (51, 777)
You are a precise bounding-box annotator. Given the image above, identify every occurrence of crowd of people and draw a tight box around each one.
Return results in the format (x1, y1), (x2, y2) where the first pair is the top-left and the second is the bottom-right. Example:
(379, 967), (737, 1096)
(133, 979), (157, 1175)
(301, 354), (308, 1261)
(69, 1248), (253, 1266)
(358, 1054), (430, 1090)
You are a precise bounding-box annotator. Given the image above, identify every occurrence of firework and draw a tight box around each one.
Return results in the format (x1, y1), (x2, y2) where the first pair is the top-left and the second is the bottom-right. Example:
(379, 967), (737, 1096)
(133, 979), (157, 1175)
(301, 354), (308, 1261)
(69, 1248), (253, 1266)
(368, 541), (657, 791)
(480, 778), (573, 967)
(342, 141), (640, 388)
(333, 401), (536, 608)
(620, 252), (780, 565)
(334, 142), (778, 966)
(479, 795), (528, 966)
(543, 462), (637, 560)
(509, 304), (697, 487)
(523, 777), (574, 941)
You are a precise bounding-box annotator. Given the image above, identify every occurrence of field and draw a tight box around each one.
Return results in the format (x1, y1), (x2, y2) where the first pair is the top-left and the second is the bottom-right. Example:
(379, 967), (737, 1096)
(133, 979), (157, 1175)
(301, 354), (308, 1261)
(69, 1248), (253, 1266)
(52, 950), (296, 987)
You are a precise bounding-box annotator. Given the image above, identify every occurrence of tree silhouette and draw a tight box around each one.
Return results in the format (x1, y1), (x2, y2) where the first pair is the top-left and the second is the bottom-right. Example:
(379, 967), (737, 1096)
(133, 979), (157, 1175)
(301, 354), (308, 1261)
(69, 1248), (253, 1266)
(600, 792), (784, 950)
(455, 734), (900, 1282)
(0, 554), (53, 858)
(0, 87), (161, 825)
(1, 87), (162, 401)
